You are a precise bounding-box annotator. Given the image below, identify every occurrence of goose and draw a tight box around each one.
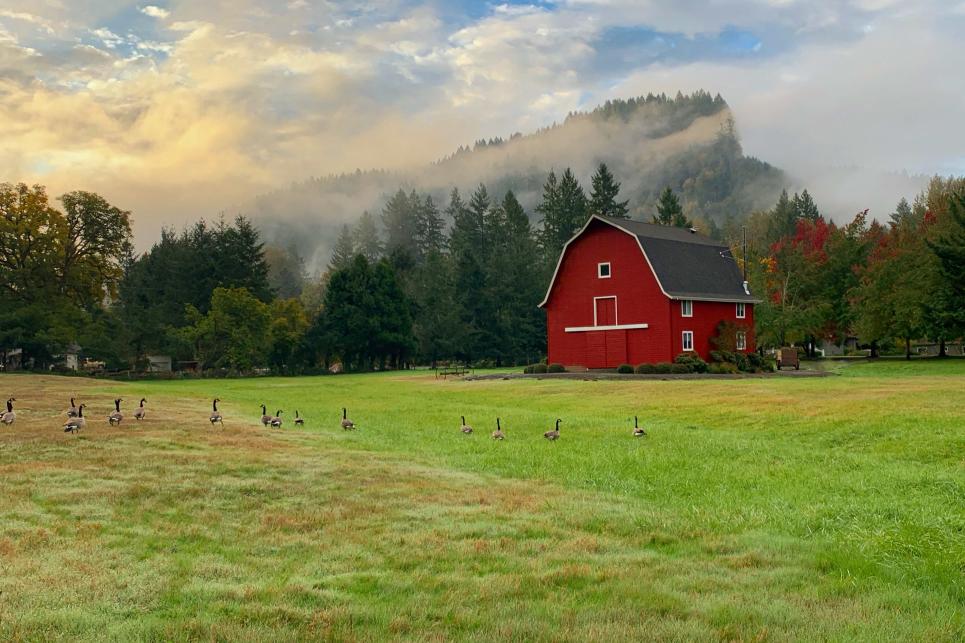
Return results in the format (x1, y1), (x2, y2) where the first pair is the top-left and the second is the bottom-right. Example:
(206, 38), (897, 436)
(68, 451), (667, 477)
(66, 397), (79, 418)
(108, 398), (123, 426)
(544, 418), (561, 441)
(1, 398), (15, 425)
(64, 404), (86, 433)
(293, 410), (304, 427)
(210, 399), (223, 426)
(460, 415), (473, 434)
(260, 404), (271, 427)
(134, 399), (147, 421)
(491, 418), (505, 440)
(270, 410), (283, 428)
(632, 416), (646, 437)
(341, 408), (355, 430)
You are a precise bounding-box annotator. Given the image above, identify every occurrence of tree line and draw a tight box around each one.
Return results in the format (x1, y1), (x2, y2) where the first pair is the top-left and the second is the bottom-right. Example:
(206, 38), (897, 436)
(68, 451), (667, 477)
(2, 169), (962, 373)
(737, 178), (965, 358)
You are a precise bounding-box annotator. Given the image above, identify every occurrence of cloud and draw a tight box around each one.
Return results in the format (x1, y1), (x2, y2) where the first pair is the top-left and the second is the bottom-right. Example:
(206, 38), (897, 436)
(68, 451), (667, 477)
(140, 5), (170, 20)
(0, 0), (962, 247)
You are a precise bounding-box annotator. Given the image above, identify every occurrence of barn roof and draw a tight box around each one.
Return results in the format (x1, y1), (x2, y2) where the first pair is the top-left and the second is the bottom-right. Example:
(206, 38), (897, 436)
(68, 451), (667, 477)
(539, 215), (760, 307)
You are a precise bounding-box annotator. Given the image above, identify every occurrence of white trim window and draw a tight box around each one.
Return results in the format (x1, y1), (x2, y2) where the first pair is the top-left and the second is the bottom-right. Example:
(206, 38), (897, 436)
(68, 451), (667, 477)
(736, 331), (747, 351)
(598, 262), (611, 278)
(736, 302), (746, 319)
(682, 331), (694, 352)
(681, 300), (693, 317)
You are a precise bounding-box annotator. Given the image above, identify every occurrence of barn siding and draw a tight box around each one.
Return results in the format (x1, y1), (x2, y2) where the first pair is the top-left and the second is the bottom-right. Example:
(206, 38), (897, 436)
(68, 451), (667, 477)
(544, 218), (755, 368)
(545, 221), (672, 367)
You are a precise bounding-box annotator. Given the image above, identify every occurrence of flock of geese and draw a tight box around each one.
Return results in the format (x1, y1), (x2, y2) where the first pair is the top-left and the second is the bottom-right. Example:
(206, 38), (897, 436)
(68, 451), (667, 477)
(1, 397), (649, 439)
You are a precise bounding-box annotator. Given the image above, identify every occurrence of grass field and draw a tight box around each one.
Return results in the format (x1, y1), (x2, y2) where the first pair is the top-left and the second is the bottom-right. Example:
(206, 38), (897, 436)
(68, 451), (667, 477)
(1, 361), (963, 641)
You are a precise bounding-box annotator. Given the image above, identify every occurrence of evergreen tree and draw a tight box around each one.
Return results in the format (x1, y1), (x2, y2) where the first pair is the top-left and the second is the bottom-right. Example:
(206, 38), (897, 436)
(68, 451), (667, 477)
(654, 186), (691, 227)
(382, 189), (420, 262)
(588, 162), (629, 218)
(926, 191), (965, 341)
(353, 210), (383, 262)
(329, 224), (356, 271)
(793, 190), (821, 222)
(890, 197), (913, 227)
(539, 168), (587, 263)
(416, 195), (445, 256)
(768, 189), (798, 242)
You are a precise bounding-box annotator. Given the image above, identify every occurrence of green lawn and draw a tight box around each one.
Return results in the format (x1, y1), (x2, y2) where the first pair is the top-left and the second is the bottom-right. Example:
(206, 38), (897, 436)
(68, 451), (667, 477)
(1, 361), (963, 641)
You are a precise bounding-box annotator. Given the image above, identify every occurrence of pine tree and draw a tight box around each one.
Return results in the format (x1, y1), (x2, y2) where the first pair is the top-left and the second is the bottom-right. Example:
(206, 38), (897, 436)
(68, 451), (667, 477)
(588, 163), (629, 218)
(890, 197), (914, 227)
(926, 191), (965, 340)
(539, 168), (587, 263)
(353, 210), (383, 263)
(382, 189), (419, 261)
(768, 189), (798, 242)
(793, 189), (821, 221)
(329, 224), (356, 271)
(654, 186), (690, 227)
(416, 195), (445, 257)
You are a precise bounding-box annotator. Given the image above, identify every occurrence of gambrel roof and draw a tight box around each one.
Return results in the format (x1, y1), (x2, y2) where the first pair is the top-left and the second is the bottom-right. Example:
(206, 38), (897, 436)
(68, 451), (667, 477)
(539, 215), (760, 307)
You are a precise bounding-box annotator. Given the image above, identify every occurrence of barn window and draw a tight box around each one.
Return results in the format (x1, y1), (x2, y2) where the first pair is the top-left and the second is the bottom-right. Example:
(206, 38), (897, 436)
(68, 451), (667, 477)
(736, 332), (747, 351)
(682, 331), (694, 352)
(598, 262), (611, 278)
(681, 300), (693, 317)
(736, 302), (746, 319)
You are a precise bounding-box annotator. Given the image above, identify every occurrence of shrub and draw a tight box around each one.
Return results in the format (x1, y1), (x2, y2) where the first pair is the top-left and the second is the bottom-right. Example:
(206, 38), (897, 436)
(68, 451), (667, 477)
(532, 364), (548, 374)
(708, 362), (739, 374)
(522, 365), (534, 374)
(674, 352), (708, 373)
(547, 363), (566, 373)
(616, 363), (634, 374)
(710, 350), (736, 364)
(734, 352), (749, 372)
(653, 362), (673, 374)
(746, 352), (763, 370)
(669, 363), (692, 374)
(634, 363), (656, 374)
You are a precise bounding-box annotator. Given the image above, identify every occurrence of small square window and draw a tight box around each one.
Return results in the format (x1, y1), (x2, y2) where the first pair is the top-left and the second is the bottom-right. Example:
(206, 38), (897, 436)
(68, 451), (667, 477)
(681, 300), (693, 317)
(682, 331), (694, 352)
(736, 332), (747, 351)
(598, 262), (611, 278)
(736, 302), (746, 319)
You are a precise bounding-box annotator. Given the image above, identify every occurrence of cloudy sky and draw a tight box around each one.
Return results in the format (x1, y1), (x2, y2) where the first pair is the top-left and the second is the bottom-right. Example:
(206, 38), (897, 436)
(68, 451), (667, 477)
(2, 0), (964, 243)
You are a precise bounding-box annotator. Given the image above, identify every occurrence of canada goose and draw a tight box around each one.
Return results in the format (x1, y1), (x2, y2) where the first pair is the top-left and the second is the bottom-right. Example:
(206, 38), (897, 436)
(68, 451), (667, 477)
(270, 410), (283, 428)
(134, 399), (147, 420)
(491, 418), (505, 440)
(460, 415), (473, 434)
(64, 404), (86, 433)
(294, 410), (304, 426)
(1, 398), (15, 425)
(210, 399), (223, 426)
(341, 408), (355, 430)
(66, 397), (79, 418)
(108, 398), (123, 426)
(260, 404), (271, 427)
(632, 416), (646, 437)
(544, 418), (561, 441)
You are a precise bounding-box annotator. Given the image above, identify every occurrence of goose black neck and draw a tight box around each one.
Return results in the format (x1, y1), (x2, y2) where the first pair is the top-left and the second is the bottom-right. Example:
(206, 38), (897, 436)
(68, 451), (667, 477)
(497, 418), (501, 430)
(115, 399), (120, 412)
(6, 400), (11, 412)
(461, 416), (466, 424)
(634, 416), (638, 428)
(342, 408), (347, 419)
(556, 419), (561, 430)
(213, 400), (218, 412)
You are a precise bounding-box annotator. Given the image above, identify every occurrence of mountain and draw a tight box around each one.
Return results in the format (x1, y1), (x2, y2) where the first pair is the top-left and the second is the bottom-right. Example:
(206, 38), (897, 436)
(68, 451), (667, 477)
(245, 91), (785, 270)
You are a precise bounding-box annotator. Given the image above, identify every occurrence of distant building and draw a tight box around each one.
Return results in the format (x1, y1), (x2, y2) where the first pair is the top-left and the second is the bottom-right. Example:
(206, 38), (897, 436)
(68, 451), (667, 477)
(147, 355), (173, 372)
(540, 215), (758, 368)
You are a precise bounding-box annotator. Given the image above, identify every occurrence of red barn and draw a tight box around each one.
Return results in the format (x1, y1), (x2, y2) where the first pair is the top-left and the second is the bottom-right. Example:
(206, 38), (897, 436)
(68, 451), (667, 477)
(539, 215), (758, 368)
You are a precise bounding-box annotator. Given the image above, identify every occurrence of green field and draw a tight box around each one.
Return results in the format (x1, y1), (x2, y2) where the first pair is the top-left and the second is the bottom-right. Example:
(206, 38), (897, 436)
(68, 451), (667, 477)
(1, 361), (963, 641)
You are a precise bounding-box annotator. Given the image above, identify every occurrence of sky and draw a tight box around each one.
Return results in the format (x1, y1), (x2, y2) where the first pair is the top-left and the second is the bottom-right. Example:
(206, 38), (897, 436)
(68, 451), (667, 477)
(1, 0), (964, 245)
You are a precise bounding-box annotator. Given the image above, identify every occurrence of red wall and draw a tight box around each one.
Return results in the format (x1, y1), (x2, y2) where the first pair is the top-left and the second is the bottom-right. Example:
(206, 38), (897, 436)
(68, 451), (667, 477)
(544, 219), (755, 368)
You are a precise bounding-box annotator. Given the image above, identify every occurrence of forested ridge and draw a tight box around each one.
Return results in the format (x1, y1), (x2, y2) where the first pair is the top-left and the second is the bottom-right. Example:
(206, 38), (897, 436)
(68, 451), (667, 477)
(252, 91), (784, 270)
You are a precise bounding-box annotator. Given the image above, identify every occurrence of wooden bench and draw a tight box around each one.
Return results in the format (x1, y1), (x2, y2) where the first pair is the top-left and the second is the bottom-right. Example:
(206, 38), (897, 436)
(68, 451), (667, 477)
(778, 348), (800, 370)
(435, 365), (469, 379)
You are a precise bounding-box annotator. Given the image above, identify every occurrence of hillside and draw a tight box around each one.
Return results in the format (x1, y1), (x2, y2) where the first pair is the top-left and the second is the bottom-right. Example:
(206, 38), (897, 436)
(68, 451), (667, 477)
(247, 91), (785, 269)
